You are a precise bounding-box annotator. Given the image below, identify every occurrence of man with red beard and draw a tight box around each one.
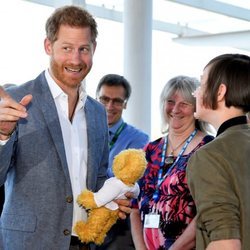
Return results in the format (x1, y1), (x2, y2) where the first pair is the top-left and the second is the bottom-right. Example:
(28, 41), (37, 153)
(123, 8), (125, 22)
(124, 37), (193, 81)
(0, 6), (130, 250)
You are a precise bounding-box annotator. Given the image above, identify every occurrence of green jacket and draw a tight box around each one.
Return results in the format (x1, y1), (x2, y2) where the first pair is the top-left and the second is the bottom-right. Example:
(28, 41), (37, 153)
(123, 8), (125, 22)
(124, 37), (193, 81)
(187, 124), (250, 249)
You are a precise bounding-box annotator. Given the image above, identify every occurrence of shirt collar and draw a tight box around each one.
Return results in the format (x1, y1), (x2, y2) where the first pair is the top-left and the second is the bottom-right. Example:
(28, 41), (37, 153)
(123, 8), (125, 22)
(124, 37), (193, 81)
(45, 69), (87, 107)
(217, 115), (247, 137)
(109, 118), (123, 134)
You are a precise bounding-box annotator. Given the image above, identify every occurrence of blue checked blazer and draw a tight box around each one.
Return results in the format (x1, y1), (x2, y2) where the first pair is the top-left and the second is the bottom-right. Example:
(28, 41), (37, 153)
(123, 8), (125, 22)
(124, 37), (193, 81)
(0, 71), (109, 250)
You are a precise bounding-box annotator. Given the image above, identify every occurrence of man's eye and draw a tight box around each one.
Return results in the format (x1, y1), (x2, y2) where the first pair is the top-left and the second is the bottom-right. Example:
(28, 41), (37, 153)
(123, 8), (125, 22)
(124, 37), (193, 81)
(113, 99), (124, 105)
(63, 47), (71, 52)
(80, 47), (89, 53)
(100, 97), (109, 102)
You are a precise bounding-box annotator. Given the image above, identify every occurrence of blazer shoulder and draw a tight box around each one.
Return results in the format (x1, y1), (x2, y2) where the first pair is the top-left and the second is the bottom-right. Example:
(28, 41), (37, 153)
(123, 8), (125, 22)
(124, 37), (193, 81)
(7, 71), (46, 101)
(125, 123), (149, 140)
(86, 95), (106, 113)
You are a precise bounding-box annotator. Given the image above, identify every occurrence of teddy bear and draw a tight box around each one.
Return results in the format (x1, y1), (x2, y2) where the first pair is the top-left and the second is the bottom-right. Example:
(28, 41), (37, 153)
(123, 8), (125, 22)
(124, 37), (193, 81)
(74, 148), (147, 245)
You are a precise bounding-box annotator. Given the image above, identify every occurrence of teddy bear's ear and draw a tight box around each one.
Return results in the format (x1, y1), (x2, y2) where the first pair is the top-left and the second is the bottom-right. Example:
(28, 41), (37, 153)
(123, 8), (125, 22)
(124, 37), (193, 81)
(112, 149), (147, 183)
(112, 152), (126, 177)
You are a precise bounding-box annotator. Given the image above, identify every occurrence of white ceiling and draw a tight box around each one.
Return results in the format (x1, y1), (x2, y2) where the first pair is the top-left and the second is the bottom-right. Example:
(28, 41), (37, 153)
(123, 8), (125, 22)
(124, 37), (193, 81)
(26, 0), (250, 51)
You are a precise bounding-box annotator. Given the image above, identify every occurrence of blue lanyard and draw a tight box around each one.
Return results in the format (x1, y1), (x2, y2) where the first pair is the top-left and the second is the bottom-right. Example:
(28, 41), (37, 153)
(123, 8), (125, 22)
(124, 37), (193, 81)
(109, 122), (127, 150)
(152, 128), (198, 203)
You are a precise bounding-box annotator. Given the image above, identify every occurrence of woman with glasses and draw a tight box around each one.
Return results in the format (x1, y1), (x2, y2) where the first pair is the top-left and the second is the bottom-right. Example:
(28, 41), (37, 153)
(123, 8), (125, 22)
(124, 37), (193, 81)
(131, 75), (214, 250)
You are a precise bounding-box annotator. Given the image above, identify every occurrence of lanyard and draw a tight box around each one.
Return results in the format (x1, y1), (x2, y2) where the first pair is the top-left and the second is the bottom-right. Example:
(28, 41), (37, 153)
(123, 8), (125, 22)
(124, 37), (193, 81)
(109, 122), (127, 150)
(152, 128), (198, 203)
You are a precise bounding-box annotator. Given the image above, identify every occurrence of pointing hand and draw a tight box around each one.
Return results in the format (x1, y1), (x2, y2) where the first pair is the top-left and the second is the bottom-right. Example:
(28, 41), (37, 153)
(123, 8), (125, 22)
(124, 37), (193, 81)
(0, 86), (32, 139)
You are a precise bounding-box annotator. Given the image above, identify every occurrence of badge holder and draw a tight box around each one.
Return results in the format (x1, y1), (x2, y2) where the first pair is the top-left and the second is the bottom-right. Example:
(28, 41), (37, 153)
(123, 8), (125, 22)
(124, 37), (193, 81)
(144, 204), (160, 228)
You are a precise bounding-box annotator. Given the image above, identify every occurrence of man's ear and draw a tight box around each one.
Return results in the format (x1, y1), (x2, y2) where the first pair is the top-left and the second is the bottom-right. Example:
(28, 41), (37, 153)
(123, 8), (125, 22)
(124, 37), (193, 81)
(217, 83), (227, 102)
(123, 102), (127, 109)
(44, 38), (52, 55)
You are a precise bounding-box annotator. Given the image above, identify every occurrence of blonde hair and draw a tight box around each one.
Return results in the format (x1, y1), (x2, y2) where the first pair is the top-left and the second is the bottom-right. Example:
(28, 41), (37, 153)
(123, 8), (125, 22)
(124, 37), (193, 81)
(159, 75), (212, 134)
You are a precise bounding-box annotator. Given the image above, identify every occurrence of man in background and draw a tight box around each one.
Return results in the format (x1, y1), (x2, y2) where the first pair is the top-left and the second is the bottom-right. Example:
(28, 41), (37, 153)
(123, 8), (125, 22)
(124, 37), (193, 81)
(96, 74), (149, 250)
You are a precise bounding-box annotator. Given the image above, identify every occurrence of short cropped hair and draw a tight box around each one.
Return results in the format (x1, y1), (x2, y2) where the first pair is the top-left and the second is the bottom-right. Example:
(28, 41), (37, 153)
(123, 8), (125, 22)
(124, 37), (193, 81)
(160, 75), (204, 133)
(45, 5), (98, 43)
(203, 54), (250, 112)
(96, 74), (132, 101)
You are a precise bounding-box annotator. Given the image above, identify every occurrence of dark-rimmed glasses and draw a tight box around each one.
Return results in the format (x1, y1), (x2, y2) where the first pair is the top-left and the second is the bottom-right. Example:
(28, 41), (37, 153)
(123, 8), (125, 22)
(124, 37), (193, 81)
(98, 96), (126, 107)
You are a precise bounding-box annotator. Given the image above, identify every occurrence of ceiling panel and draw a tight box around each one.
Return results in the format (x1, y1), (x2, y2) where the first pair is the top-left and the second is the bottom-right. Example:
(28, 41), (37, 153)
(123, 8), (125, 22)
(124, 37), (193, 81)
(25, 0), (250, 50)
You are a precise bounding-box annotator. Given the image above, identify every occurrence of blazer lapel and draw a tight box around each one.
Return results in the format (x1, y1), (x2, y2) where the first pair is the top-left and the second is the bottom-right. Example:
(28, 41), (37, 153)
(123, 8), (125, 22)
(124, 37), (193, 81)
(32, 73), (71, 185)
(85, 97), (98, 190)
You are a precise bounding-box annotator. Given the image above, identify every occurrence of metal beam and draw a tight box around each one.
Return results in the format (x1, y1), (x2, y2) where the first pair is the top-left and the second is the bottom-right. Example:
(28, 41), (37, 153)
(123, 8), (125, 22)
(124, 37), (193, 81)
(23, 0), (250, 51)
(88, 4), (207, 36)
(153, 20), (207, 36)
(24, 0), (207, 36)
(25, 0), (53, 7)
(25, 0), (85, 7)
(166, 0), (250, 22)
(173, 30), (250, 51)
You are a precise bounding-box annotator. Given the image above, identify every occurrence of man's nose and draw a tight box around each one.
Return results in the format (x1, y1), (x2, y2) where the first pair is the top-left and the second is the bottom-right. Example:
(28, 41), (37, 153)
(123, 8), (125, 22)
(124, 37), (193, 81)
(71, 50), (81, 64)
(105, 100), (115, 108)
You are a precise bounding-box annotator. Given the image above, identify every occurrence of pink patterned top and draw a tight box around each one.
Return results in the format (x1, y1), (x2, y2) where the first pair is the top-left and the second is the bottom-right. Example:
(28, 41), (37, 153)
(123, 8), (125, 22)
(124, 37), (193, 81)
(136, 135), (213, 249)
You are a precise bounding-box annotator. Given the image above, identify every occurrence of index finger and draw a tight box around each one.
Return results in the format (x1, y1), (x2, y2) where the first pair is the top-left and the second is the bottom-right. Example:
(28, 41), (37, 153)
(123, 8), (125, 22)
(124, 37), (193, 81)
(0, 86), (27, 113)
(0, 86), (11, 98)
(124, 192), (134, 199)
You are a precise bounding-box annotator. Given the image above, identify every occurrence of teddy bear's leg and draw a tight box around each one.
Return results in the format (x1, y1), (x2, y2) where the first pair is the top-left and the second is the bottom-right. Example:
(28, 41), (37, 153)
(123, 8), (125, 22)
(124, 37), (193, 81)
(74, 218), (99, 244)
(74, 207), (113, 245)
(94, 210), (119, 245)
(74, 221), (88, 242)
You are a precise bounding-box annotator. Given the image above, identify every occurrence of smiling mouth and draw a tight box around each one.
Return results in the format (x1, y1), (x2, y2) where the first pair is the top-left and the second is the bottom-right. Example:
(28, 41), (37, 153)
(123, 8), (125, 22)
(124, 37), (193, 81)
(171, 115), (184, 120)
(65, 67), (82, 73)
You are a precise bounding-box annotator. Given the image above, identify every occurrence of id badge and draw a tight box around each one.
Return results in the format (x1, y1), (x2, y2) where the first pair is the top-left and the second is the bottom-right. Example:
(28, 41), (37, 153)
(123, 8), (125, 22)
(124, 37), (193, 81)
(144, 213), (160, 228)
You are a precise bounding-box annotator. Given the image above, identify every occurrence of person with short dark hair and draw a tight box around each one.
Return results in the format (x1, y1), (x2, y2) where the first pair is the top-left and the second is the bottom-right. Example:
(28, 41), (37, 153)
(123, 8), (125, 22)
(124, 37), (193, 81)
(187, 53), (250, 250)
(96, 74), (149, 250)
(96, 74), (149, 178)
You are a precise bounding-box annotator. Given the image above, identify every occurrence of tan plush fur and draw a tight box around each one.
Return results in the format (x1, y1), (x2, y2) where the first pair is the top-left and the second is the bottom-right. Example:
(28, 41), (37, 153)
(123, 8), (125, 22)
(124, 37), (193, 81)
(74, 149), (147, 245)
(77, 190), (97, 209)
(74, 207), (119, 245)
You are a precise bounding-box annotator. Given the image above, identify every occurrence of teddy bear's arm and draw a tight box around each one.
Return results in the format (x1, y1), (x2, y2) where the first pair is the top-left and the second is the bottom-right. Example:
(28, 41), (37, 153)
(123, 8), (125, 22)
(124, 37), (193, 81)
(77, 178), (124, 209)
(94, 178), (126, 207)
(77, 189), (98, 209)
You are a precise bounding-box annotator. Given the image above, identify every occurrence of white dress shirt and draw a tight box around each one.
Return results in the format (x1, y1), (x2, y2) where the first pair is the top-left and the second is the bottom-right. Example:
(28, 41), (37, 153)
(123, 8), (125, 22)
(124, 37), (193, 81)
(45, 70), (88, 234)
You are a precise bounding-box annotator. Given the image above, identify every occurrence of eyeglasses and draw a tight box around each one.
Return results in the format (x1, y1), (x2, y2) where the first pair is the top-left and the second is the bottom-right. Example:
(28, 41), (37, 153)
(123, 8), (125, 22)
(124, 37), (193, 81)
(98, 96), (126, 107)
